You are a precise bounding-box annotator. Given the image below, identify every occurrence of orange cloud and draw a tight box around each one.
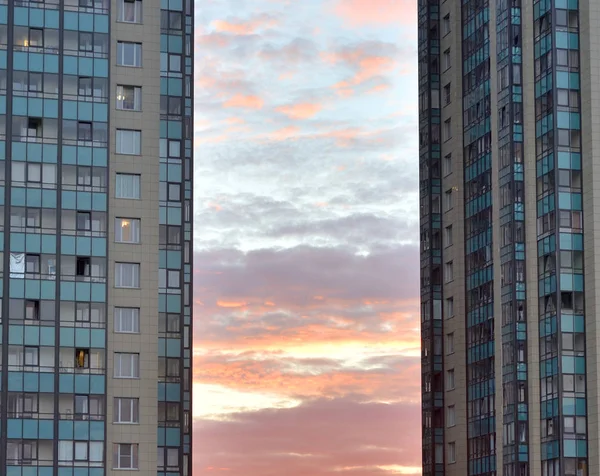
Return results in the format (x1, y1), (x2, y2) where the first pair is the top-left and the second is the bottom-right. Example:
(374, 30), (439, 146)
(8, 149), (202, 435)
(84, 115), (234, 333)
(260, 126), (300, 141)
(368, 83), (392, 94)
(226, 117), (245, 125)
(216, 300), (247, 308)
(334, 0), (416, 27)
(212, 16), (277, 35)
(223, 95), (264, 109)
(275, 102), (322, 120)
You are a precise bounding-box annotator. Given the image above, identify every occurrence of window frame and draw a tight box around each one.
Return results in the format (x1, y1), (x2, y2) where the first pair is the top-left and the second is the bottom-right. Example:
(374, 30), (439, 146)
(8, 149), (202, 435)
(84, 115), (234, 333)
(117, 41), (142, 67)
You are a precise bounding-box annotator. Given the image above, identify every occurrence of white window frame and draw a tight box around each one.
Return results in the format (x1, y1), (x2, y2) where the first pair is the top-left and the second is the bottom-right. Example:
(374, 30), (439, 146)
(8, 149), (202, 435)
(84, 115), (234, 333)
(115, 173), (141, 200)
(444, 261), (454, 283)
(116, 129), (141, 155)
(116, 85), (142, 111)
(118, 0), (143, 24)
(115, 262), (140, 288)
(446, 333), (455, 354)
(447, 405), (456, 427)
(114, 307), (140, 334)
(114, 397), (139, 424)
(115, 217), (140, 244)
(113, 443), (139, 469)
(114, 353), (140, 379)
(447, 369), (455, 390)
(448, 442), (456, 463)
(117, 41), (142, 67)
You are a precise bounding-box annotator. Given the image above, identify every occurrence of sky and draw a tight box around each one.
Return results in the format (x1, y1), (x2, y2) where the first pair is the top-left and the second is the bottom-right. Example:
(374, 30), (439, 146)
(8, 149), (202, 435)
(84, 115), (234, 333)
(192, 1), (420, 475)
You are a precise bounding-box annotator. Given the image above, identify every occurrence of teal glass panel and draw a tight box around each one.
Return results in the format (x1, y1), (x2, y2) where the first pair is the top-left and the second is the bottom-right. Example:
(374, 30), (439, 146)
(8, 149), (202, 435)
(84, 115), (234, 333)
(13, 51), (28, 70)
(61, 191), (77, 209)
(23, 419), (38, 439)
(38, 420), (53, 439)
(167, 294), (181, 312)
(64, 11), (78, 29)
(79, 57), (93, 76)
(8, 325), (24, 345)
(89, 375), (104, 394)
(94, 58), (108, 77)
(45, 9), (59, 28)
(25, 279), (40, 299)
(92, 192), (106, 211)
(76, 237), (91, 255)
(63, 55), (78, 75)
(564, 439), (576, 457)
(79, 13), (94, 31)
(26, 188), (42, 207)
(59, 420), (74, 439)
(11, 233), (25, 252)
(75, 328), (90, 347)
(166, 428), (180, 445)
(29, 53), (44, 72)
(14, 7), (28, 25)
(25, 233), (41, 252)
(78, 102), (93, 121)
(77, 146), (92, 164)
(92, 147), (106, 166)
(60, 281), (75, 301)
(39, 373), (54, 392)
(74, 374), (90, 393)
(45, 53), (59, 73)
(89, 421), (104, 440)
(41, 234), (56, 254)
(95, 14), (108, 33)
(90, 283), (105, 302)
(62, 236), (76, 255)
(40, 327), (55, 346)
(562, 356), (575, 373)
(563, 397), (576, 415)
(60, 327), (75, 346)
(23, 372), (38, 392)
(7, 419), (22, 438)
(91, 238), (106, 257)
(75, 282), (91, 301)
(90, 329), (105, 348)
(93, 103), (107, 122)
(62, 145), (77, 164)
(59, 374), (74, 392)
(9, 279), (25, 298)
(40, 280), (56, 300)
(74, 421), (89, 439)
(24, 326), (39, 346)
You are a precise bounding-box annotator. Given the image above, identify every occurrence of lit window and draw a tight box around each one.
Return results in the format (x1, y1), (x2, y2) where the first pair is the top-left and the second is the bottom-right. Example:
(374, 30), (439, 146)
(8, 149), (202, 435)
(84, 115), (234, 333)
(116, 85), (142, 111)
(115, 218), (140, 243)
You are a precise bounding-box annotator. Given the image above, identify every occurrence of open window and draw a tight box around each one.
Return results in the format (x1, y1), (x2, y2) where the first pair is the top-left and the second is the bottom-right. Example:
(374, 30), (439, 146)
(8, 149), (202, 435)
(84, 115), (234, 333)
(75, 348), (89, 369)
(76, 257), (90, 277)
(25, 300), (40, 321)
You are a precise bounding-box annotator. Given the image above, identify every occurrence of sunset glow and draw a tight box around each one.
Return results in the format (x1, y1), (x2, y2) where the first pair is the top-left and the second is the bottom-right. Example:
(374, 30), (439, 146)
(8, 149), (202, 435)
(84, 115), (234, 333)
(194, 1), (419, 474)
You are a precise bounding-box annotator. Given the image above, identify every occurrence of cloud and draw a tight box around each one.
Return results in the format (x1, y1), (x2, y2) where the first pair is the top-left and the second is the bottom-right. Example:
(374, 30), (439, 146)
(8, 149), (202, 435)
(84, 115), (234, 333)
(212, 14), (278, 35)
(333, 0), (417, 27)
(193, 397), (422, 476)
(276, 102), (323, 119)
(223, 95), (265, 109)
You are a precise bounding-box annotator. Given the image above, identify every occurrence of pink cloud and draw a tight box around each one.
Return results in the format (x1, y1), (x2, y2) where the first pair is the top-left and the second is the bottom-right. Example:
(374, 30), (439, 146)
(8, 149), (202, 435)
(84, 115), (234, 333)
(223, 95), (265, 109)
(212, 15), (277, 35)
(275, 103), (322, 119)
(334, 0), (416, 27)
(193, 398), (421, 476)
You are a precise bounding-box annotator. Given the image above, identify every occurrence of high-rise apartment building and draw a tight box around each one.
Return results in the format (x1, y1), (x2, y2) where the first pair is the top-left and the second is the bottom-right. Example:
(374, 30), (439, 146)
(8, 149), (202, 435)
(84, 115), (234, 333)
(0, 0), (193, 474)
(419, 1), (600, 475)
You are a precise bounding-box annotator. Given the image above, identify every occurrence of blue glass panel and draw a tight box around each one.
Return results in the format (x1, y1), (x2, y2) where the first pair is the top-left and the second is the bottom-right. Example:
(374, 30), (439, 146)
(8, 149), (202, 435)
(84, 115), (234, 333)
(24, 279), (41, 300)
(40, 280), (56, 300)
(62, 235), (76, 255)
(75, 282), (91, 301)
(91, 238), (106, 257)
(94, 58), (108, 77)
(93, 103), (107, 122)
(26, 188), (42, 207)
(14, 51), (28, 70)
(45, 9), (59, 28)
(14, 7), (28, 25)
(75, 328), (90, 347)
(78, 102), (93, 121)
(64, 55), (78, 75)
(92, 147), (106, 166)
(11, 233), (25, 252)
(9, 279), (25, 298)
(76, 237), (91, 255)
(61, 191), (77, 209)
(79, 13), (94, 31)
(74, 421), (89, 439)
(92, 192), (106, 211)
(45, 53), (59, 73)
(80, 57), (93, 76)
(29, 53), (44, 72)
(44, 99), (59, 118)
(23, 419), (38, 438)
(25, 233), (41, 252)
(90, 329), (105, 348)
(7, 419), (22, 438)
(95, 14), (109, 33)
(23, 372), (38, 392)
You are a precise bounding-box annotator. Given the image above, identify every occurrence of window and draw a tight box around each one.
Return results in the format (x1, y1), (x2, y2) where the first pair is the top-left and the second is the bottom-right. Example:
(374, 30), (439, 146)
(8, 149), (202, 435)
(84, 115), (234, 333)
(73, 395), (103, 420)
(447, 369), (455, 389)
(158, 447), (179, 469)
(117, 42), (142, 67)
(113, 443), (139, 469)
(444, 226), (453, 247)
(115, 218), (140, 243)
(116, 129), (141, 155)
(7, 394), (37, 418)
(446, 333), (454, 354)
(25, 300), (39, 320)
(115, 262), (140, 288)
(158, 402), (180, 422)
(443, 83), (451, 105)
(78, 77), (93, 96)
(448, 442), (456, 463)
(159, 357), (181, 378)
(78, 121), (92, 141)
(444, 261), (453, 283)
(6, 440), (37, 465)
(447, 405), (456, 427)
(446, 297), (454, 318)
(442, 14), (450, 36)
(159, 269), (181, 289)
(116, 85), (142, 111)
(444, 189), (453, 211)
(161, 53), (182, 73)
(443, 118), (452, 141)
(443, 153), (452, 176)
(161, 10), (183, 30)
(114, 307), (140, 333)
(114, 353), (140, 378)
(58, 441), (103, 464)
(115, 173), (141, 199)
(118, 0), (143, 23)
(160, 225), (182, 246)
(443, 49), (451, 70)
(114, 398), (139, 423)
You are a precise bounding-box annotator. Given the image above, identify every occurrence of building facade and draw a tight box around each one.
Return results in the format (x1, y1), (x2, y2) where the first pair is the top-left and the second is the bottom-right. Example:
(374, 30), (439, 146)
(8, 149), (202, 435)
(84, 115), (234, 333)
(0, 0), (193, 474)
(419, 0), (600, 475)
